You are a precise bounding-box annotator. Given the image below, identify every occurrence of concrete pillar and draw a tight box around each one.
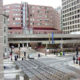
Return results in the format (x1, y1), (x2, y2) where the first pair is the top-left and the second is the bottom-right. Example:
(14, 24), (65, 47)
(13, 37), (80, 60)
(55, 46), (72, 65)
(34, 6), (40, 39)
(18, 44), (20, 48)
(22, 43), (24, 47)
(18, 44), (21, 58)
(16, 75), (19, 80)
(46, 44), (48, 49)
(20, 75), (24, 80)
(24, 75), (29, 80)
(27, 43), (28, 47)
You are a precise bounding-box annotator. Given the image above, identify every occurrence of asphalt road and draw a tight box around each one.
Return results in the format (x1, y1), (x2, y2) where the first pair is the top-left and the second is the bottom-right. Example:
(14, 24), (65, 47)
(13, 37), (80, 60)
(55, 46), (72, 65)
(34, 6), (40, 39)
(38, 54), (80, 80)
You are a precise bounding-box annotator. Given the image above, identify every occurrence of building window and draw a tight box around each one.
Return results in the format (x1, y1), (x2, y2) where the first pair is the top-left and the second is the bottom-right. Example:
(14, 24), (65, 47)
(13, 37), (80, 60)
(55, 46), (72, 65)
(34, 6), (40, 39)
(15, 22), (21, 25)
(6, 6), (10, 8)
(15, 18), (21, 20)
(30, 14), (32, 17)
(13, 22), (15, 25)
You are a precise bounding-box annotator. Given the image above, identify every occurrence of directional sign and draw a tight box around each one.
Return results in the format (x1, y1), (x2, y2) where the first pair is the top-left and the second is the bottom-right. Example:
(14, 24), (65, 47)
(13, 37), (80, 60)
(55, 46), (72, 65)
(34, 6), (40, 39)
(52, 32), (54, 44)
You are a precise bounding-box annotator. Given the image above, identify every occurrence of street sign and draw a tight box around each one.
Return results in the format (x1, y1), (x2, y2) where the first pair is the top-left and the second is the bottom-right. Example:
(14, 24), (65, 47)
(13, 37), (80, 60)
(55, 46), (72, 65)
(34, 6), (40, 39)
(52, 32), (54, 44)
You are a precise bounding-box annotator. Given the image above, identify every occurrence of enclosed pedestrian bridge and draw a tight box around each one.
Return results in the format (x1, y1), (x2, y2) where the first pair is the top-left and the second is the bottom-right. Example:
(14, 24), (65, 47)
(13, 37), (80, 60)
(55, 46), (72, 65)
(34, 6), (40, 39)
(8, 34), (80, 44)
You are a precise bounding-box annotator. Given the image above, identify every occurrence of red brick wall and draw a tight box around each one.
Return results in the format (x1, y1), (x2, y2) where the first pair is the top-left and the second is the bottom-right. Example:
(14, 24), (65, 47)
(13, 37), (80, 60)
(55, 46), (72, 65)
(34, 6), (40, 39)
(4, 3), (61, 34)
(28, 4), (60, 34)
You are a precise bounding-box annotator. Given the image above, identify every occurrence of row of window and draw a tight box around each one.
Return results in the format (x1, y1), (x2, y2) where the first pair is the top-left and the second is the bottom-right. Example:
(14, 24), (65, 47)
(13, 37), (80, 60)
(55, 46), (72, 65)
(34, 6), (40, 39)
(8, 32), (22, 34)
(63, 24), (80, 30)
(30, 14), (49, 19)
(62, 0), (73, 6)
(13, 17), (21, 20)
(62, 4), (80, 14)
(13, 22), (21, 25)
(5, 9), (21, 12)
(5, 5), (21, 8)
(63, 19), (80, 26)
(30, 18), (49, 23)
(13, 13), (21, 16)
(30, 22), (53, 26)
(62, 0), (79, 9)
(63, 14), (80, 22)
(63, 9), (80, 18)
(7, 17), (21, 22)
(64, 29), (80, 34)
(30, 6), (50, 10)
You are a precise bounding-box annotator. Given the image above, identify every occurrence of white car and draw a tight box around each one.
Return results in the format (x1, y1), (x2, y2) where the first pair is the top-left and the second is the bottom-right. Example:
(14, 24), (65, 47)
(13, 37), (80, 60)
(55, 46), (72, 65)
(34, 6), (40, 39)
(28, 53), (34, 59)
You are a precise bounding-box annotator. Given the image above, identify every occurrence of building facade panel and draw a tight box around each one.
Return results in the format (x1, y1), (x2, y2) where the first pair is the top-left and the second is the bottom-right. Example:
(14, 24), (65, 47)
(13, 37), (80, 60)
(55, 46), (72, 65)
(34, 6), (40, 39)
(0, 0), (3, 79)
(62, 0), (80, 34)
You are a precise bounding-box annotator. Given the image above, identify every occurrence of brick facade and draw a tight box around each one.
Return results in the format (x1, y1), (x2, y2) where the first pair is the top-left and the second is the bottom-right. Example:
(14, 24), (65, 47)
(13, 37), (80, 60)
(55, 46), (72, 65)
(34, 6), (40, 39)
(4, 2), (61, 34)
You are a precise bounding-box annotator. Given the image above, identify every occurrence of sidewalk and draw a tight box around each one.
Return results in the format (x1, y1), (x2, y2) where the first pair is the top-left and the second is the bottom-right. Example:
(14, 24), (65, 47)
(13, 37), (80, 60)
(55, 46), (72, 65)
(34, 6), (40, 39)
(4, 56), (22, 80)
(68, 61), (80, 70)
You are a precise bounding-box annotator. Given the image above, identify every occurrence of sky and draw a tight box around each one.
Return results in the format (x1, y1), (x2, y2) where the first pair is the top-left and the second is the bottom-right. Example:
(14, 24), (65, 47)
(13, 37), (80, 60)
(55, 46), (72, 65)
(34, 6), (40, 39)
(3, 0), (62, 8)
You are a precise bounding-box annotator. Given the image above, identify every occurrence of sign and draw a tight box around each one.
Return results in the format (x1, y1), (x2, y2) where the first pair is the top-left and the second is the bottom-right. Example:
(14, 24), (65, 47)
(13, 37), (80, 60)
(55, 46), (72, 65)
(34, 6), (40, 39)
(52, 32), (54, 44)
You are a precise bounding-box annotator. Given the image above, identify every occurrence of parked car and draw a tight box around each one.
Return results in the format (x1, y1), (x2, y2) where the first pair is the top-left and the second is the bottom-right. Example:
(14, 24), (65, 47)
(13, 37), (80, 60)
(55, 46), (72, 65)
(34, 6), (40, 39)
(28, 54), (34, 59)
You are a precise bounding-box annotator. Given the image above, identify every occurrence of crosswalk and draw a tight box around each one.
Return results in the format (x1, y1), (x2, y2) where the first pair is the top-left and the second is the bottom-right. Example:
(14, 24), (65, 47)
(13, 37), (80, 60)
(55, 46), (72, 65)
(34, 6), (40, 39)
(15, 60), (72, 80)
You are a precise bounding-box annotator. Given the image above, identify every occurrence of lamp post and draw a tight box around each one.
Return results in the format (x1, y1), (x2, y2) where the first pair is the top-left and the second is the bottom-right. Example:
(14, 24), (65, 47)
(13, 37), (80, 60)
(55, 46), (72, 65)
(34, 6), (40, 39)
(76, 46), (78, 57)
(19, 46), (20, 58)
(60, 37), (63, 56)
(10, 46), (12, 60)
(10, 45), (14, 60)
(61, 38), (63, 52)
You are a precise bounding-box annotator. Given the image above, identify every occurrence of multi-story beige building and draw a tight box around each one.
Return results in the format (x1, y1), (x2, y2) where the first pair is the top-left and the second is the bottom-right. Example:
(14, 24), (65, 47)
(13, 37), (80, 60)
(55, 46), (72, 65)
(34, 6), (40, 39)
(0, 0), (4, 79)
(62, 0), (80, 34)
(4, 14), (8, 57)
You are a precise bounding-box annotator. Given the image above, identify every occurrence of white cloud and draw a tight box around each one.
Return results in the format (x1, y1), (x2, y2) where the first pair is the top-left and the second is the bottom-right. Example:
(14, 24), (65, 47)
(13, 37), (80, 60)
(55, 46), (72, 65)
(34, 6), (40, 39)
(3, 0), (61, 8)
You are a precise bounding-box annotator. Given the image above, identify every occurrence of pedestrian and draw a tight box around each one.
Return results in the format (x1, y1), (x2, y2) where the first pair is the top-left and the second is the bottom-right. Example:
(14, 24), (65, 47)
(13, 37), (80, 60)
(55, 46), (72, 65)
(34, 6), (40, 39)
(10, 52), (12, 56)
(15, 56), (17, 61)
(24, 52), (26, 59)
(78, 57), (80, 65)
(76, 47), (79, 57)
(63, 52), (65, 56)
(11, 57), (13, 61)
(73, 56), (75, 64)
(10, 52), (12, 61)
(38, 54), (40, 58)
(17, 55), (18, 59)
(22, 57), (23, 61)
(76, 57), (78, 64)
(53, 51), (55, 55)
(60, 52), (62, 56)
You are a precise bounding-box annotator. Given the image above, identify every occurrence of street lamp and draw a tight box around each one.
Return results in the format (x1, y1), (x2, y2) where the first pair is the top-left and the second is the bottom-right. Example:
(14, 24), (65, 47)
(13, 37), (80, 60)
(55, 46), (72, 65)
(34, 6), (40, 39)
(60, 38), (63, 52)
(19, 46), (20, 58)
(10, 45), (14, 59)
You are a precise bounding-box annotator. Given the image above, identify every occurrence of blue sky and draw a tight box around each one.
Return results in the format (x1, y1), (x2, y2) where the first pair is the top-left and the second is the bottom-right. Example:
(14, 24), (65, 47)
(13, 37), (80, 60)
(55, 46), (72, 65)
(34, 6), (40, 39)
(3, 0), (62, 8)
